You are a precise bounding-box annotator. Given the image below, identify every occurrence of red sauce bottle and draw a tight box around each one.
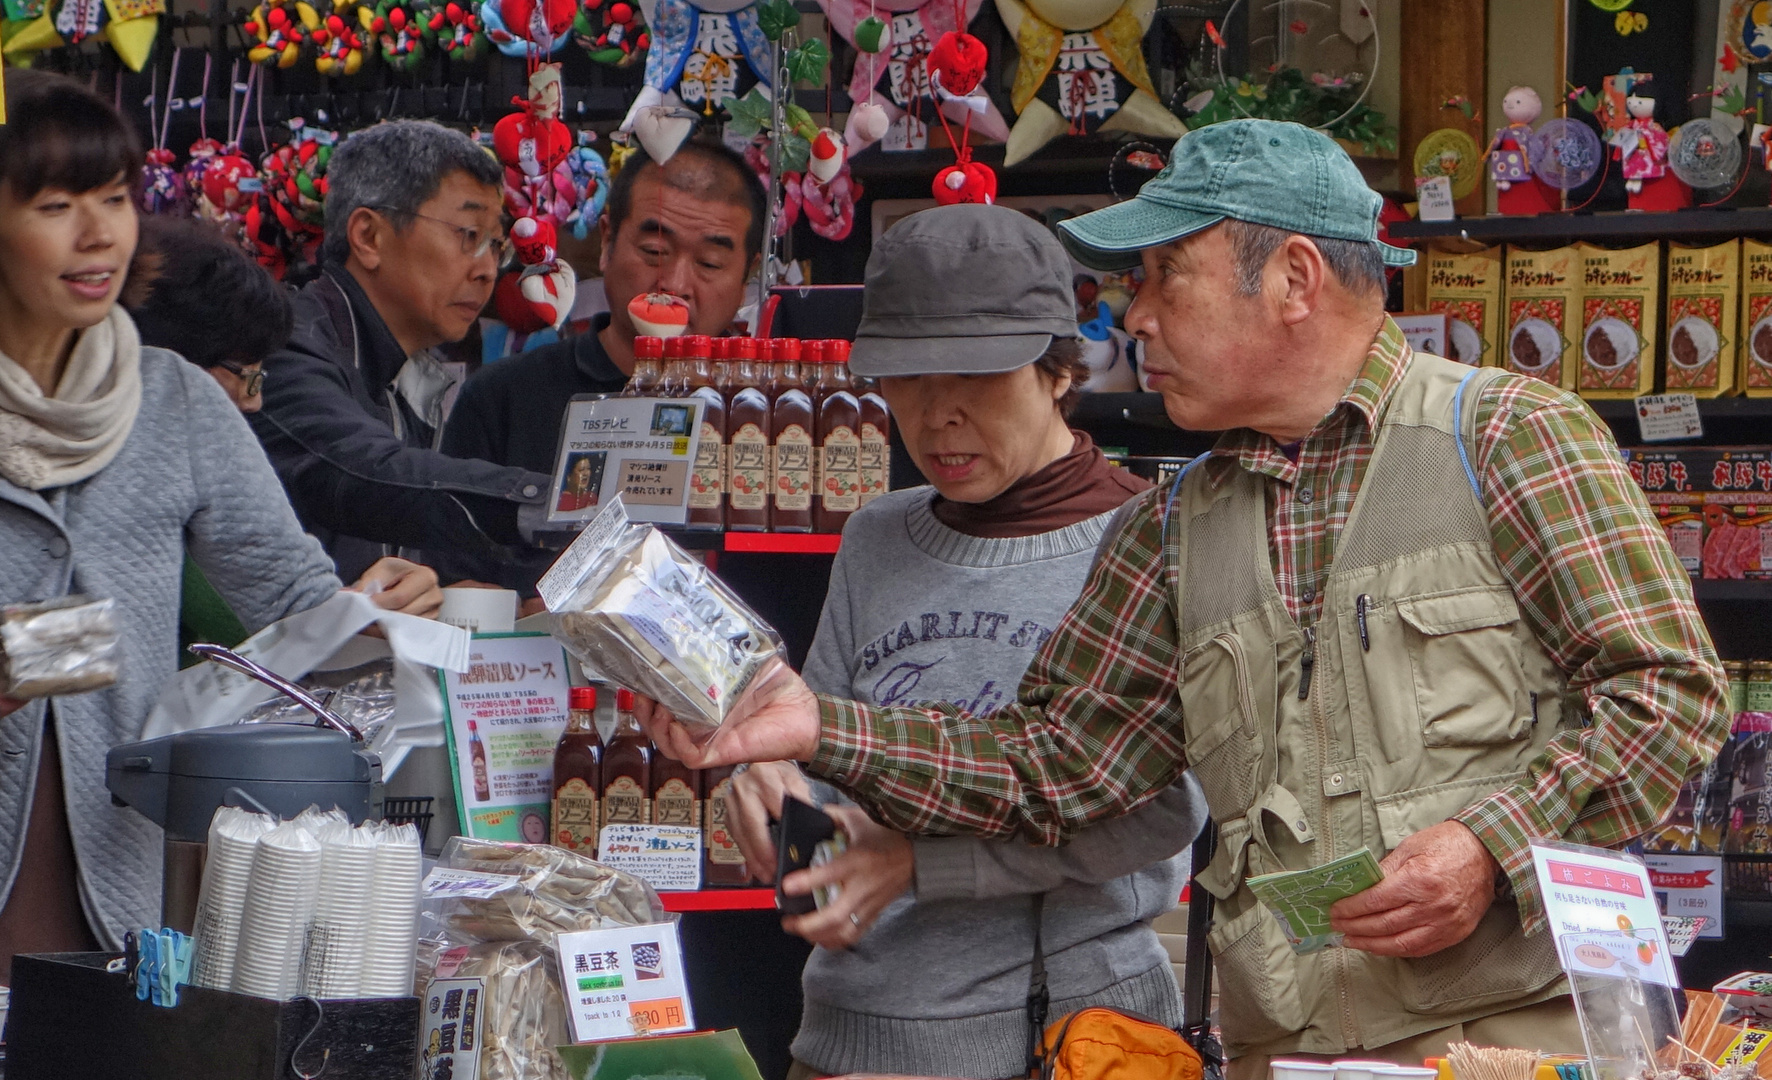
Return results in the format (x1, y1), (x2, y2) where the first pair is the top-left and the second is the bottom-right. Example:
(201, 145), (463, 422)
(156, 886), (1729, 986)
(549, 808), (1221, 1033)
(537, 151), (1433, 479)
(712, 336), (737, 400)
(658, 335), (693, 397)
(858, 354), (891, 506)
(686, 336), (727, 531)
(626, 336), (664, 396)
(551, 686), (602, 854)
(726, 338), (772, 532)
(769, 339), (814, 532)
(702, 765), (750, 885)
(601, 688), (652, 825)
(650, 744), (701, 829)
(815, 341), (861, 533)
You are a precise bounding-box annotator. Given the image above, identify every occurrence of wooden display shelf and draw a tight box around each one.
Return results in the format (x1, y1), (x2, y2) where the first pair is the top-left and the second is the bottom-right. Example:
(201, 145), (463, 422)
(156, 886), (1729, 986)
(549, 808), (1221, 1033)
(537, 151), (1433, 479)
(658, 887), (777, 912)
(1388, 208), (1772, 245)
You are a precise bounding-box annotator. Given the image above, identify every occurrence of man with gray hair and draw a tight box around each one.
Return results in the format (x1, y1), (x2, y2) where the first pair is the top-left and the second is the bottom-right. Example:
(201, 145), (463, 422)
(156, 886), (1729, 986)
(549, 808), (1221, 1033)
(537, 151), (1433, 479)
(638, 119), (1728, 1074)
(250, 119), (553, 581)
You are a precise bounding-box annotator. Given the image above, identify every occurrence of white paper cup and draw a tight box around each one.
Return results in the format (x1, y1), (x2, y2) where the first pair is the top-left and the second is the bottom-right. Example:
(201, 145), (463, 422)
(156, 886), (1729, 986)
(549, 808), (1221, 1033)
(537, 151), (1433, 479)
(1372, 1068), (1438, 1080)
(1273, 1062), (1341, 1080)
(438, 588), (519, 634)
(1337, 1060), (1403, 1080)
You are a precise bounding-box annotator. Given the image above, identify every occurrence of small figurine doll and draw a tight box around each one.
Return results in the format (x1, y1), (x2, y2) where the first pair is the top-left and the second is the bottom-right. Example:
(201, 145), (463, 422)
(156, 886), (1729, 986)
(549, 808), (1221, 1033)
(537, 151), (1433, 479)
(1613, 80), (1668, 196)
(1488, 85), (1559, 215)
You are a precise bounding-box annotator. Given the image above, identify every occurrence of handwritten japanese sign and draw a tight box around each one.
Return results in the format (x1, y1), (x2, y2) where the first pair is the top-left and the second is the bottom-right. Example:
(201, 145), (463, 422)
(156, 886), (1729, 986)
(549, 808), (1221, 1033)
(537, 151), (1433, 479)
(597, 824), (704, 892)
(547, 396), (704, 526)
(1531, 841), (1678, 986)
(440, 633), (573, 843)
(556, 922), (695, 1043)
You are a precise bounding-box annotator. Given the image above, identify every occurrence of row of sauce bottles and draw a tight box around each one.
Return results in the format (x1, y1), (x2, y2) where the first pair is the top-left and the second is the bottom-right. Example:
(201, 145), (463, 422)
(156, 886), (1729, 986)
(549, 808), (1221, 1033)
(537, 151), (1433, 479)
(626, 336), (891, 534)
(550, 685), (750, 886)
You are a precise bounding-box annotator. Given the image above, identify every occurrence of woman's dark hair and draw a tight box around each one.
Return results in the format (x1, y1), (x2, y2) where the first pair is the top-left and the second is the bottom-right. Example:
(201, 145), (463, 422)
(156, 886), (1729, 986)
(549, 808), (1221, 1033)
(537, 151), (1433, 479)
(128, 217), (294, 368)
(0, 69), (142, 199)
(1033, 337), (1091, 418)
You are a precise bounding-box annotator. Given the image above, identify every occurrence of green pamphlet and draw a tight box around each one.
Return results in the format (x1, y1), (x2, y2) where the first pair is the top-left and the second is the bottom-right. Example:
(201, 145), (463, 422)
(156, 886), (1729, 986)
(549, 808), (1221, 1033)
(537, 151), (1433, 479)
(1245, 847), (1385, 954)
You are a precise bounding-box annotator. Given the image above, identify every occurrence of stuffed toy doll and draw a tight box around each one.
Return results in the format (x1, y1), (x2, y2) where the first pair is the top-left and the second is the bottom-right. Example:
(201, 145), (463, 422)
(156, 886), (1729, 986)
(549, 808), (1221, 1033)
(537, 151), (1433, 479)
(494, 216), (578, 332)
(362, 0), (428, 68)
(995, 0), (1183, 166)
(433, 0), (485, 58)
(1488, 85), (1558, 216)
(574, 0), (646, 64)
(10, 0), (164, 71)
(245, 0), (319, 66)
(492, 64), (581, 229)
(819, 0), (1008, 154)
(314, 0), (368, 72)
(1607, 76), (1689, 211)
(481, 0), (573, 56)
(563, 130), (611, 240)
(620, 0), (769, 129)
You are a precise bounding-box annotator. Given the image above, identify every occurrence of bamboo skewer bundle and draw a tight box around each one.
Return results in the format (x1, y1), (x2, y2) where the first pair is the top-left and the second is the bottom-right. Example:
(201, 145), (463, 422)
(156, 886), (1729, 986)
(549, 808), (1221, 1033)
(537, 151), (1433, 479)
(1448, 1042), (1542, 1080)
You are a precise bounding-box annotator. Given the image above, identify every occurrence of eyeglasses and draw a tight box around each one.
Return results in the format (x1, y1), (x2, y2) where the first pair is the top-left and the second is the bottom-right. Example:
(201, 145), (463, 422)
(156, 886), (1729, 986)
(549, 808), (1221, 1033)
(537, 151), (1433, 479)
(216, 360), (266, 397)
(370, 206), (506, 260)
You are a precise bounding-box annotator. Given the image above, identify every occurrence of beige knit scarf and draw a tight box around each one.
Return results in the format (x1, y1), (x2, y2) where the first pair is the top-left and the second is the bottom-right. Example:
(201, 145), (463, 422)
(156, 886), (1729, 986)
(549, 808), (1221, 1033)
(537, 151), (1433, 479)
(0, 308), (143, 491)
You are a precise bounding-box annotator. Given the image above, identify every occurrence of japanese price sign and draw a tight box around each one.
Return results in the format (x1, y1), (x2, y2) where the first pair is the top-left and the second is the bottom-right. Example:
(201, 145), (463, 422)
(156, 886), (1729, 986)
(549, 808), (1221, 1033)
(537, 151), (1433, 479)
(597, 824), (704, 892)
(440, 632), (573, 843)
(1644, 852), (1724, 940)
(547, 396), (704, 526)
(1531, 841), (1678, 986)
(555, 922), (695, 1043)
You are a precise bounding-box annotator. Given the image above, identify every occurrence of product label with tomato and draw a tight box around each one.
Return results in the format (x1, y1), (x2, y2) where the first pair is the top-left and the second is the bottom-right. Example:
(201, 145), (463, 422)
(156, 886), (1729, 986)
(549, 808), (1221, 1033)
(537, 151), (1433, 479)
(690, 421), (726, 509)
(859, 423), (887, 503)
(552, 778), (600, 853)
(705, 777), (745, 865)
(819, 426), (862, 512)
(729, 423), (769, 510)
(773, 424), (815, 511)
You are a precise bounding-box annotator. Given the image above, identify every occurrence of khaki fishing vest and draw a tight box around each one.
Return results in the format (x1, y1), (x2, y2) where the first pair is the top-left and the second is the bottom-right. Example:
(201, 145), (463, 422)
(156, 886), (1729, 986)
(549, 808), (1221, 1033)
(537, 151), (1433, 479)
(1173, 354), (1573, 1058)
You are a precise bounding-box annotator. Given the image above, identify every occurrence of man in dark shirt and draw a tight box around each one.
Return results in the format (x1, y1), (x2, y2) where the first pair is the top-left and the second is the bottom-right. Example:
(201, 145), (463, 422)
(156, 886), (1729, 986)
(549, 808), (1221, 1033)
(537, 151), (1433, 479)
(440, 137), (765, 592)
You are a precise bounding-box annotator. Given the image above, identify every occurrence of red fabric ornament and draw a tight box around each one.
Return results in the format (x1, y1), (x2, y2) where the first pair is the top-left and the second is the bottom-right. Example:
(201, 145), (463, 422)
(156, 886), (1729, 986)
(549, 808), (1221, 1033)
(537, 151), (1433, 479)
(501, 0), (575, 42)
(932, 154), (996, 205)
(928, 31), (987, 97)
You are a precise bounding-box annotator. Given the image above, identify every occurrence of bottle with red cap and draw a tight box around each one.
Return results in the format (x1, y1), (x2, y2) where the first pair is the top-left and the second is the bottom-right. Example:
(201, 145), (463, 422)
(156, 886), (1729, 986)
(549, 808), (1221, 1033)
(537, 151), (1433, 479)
(601, 687), (653, 825)
(858, 348), (892, 506)
(814, 341), (861, 533)
(658, 335), (694, 396)
(703, 764), (750, 885)
(768, 338), (814, 532)
(686, 335), (727, 530)
(726, 338), (772, 532)
(551, 686), (602, 854)
(626, 336), (665, 396)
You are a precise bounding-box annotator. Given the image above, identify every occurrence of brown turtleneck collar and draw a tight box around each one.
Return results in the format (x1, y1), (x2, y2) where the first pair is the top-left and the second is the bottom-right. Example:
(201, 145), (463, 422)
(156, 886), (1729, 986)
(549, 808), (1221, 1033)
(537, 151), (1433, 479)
(931, 430), (1150, 539)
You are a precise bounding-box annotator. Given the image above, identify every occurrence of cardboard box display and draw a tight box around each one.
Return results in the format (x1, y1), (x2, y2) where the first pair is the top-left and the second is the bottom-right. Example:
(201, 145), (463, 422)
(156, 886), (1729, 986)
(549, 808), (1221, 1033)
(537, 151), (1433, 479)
(1578, 242), (1660, 398)
(1502, 246), (1581, 387)
(1741, 238), (1772, 396)
(1425, 247), (1503, 367)
(1665, 241), (1740, 397)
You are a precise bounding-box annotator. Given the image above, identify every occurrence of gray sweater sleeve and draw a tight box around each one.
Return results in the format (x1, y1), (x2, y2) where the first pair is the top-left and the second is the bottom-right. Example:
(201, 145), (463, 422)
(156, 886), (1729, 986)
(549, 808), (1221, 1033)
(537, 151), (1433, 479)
(177, 359), (342, 632)
(912, 776), (1207, 902)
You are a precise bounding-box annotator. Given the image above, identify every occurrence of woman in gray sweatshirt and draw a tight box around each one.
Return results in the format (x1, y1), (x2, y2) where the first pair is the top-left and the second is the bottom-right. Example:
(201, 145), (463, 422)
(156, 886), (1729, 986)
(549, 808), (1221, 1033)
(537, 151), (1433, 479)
(728, 205), (1208, 1079)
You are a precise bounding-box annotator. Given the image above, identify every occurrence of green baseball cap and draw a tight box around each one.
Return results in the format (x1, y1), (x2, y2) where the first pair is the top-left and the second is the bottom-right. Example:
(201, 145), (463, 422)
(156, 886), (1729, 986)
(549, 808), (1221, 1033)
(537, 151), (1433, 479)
(1057, 119), (1417, 273)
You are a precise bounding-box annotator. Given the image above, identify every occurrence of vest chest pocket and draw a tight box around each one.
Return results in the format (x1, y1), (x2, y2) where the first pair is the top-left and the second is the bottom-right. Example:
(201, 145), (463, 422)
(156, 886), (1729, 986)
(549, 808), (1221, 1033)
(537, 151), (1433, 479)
(1181, 634), (1265, 817)
(1394, 587), (1533, 748)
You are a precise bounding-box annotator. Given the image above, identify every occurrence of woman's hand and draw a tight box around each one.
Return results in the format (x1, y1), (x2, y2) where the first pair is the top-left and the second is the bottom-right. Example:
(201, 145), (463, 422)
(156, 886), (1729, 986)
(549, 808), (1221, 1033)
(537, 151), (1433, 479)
(350, 558), (443, 619)
(635, 663), (822, 768)
(779, 805), (913, 950)
(728, 761), (815, 883)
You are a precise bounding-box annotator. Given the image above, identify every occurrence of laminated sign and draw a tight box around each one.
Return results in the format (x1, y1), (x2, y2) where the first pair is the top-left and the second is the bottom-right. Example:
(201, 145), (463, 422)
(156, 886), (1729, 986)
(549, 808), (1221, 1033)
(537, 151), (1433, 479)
(555, 922), (695, 1043)
(547, 396), (705, 526)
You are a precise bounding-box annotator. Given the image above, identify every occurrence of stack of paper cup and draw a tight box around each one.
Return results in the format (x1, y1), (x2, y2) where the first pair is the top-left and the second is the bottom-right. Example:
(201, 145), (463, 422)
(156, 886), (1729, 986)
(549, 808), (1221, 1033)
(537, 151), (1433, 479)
(358, 822), (423, 996)
(232, 818), (323, 1000)
(190, 806), (276, 990)
(301, 815), (378, 999)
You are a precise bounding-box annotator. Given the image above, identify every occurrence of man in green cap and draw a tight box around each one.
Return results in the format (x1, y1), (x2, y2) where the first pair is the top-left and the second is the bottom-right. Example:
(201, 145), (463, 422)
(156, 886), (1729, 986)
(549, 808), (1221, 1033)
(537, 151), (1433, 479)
(638, 120), (1727, 1070)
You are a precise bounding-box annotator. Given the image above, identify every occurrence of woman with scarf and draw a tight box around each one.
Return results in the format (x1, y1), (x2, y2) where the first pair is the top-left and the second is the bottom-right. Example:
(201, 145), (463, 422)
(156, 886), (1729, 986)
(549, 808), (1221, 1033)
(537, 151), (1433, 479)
(725, 205), (1208, 1080)
(0, 70), (440, 978)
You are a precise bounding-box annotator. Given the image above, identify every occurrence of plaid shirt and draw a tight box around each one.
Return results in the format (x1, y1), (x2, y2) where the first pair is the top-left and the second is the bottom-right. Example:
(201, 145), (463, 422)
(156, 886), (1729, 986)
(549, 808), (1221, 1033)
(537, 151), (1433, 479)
(808, 318), (1728, 931)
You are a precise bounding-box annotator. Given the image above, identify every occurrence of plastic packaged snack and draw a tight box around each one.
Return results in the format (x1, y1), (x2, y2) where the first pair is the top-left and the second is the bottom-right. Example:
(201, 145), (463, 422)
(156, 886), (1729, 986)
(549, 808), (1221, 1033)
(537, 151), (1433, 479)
(0, 595), (120, 698)
(416, 938), (572, 1080)
(425, 837), (666, 942)
(537, 497), (788, 737)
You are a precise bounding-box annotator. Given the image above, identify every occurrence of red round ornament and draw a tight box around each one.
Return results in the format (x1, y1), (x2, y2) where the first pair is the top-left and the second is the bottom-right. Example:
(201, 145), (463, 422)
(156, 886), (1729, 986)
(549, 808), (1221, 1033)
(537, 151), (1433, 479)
(932, 156), (996, 206)
(928, 31), (987, 97)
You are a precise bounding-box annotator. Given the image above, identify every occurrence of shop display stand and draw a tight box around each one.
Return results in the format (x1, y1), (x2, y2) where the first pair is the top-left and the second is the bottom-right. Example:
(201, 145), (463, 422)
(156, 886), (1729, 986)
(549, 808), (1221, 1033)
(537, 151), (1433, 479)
(1391, 209), (1772, 245)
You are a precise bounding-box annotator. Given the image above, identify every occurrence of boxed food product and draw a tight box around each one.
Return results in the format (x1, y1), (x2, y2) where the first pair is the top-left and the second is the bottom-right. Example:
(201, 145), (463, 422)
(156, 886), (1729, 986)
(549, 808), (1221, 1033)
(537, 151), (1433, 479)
(1425, 247), (1503, 366)
(1742, 238), (1772, 396)
(1704, 491), (1772, 580)
(1578, 242), (1660, 398)
(1665, 241), (1741, 397)
(1502, 246), (1581, 386)
(1726, 713), (1772, 853)
(1646, 492), (1706, 577)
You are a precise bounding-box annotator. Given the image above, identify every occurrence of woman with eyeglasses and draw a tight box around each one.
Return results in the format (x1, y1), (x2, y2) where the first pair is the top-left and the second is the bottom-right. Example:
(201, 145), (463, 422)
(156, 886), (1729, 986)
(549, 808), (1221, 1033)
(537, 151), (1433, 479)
(128, 216), (288, 413)
(0, 69), (442, 979)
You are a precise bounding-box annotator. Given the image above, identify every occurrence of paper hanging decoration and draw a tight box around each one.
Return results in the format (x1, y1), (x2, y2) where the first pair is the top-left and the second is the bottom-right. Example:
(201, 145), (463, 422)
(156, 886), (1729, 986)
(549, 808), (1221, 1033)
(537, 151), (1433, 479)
(995, 0), (1184, 166)
(621, 0), (771, 129)
(480, 0), (573, 56)
(1412, 127), (1482, 200)
(630, 102), (696, 161)
(573, 0), (646, 64)
(819, 0), (1007, 154)
(361, 0), (429, 68)
(0, 0), (61, 60)
(494, 216), (577, 332)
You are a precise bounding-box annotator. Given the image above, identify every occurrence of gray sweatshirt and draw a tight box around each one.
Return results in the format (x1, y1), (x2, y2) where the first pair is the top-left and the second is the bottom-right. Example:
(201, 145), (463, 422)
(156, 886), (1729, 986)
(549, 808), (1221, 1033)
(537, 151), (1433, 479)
(794, 487), (1209, 1079)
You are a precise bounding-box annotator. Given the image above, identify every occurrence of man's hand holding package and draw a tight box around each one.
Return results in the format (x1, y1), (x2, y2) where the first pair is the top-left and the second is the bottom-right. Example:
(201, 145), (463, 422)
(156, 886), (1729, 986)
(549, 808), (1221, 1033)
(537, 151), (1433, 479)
(636, 666), (822, 768)
(1329, 820), (1499, 957)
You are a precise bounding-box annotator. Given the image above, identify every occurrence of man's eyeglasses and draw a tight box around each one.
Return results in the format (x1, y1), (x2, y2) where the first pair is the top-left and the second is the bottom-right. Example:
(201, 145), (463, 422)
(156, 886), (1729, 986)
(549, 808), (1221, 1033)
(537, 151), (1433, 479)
(216, 360), (266, 397)
(370, 206), (506, 260)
